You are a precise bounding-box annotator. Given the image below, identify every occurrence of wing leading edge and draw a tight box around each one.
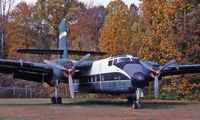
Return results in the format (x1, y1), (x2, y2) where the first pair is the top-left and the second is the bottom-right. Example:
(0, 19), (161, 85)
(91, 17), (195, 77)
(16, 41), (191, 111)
(0, 59), (53, 83)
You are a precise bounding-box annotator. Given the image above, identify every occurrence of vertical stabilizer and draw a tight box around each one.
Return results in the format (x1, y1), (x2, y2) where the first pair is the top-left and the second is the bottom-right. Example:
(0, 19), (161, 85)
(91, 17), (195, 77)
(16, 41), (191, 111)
(59, 19), (68, 58)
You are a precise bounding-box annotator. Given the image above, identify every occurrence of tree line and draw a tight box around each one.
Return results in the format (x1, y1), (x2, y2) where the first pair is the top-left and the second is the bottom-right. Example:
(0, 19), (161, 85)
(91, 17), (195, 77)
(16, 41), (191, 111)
(0, 0), (199, 100)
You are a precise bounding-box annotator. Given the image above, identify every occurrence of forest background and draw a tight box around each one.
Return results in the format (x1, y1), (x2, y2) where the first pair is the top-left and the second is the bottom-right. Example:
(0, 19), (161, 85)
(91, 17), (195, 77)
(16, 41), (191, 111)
(0, 0), (199, 100)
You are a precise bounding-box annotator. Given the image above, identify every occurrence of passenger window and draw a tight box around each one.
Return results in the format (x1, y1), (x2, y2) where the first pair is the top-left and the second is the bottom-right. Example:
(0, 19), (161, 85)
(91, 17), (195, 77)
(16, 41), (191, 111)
(91, 76), (93, 82)
(101, 75), (104, 81)
(95, 75), (97, 81)
(108, 60), (113, 66)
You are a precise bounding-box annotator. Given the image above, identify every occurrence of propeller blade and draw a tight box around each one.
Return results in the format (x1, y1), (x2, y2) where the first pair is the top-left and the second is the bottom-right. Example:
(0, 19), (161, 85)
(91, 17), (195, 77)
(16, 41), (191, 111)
(159, 59), (175, 72)
(140, 61), (157, 73)
(44, 60), (66, 70)
(72, 54), (90, 69)
(68, 74), (74, 98)
(154, 75), (159, 98)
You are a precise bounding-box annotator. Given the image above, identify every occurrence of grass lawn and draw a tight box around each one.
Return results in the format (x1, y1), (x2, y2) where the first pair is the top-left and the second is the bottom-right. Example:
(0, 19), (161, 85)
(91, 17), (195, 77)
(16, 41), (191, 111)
(0, 98), (199, 120)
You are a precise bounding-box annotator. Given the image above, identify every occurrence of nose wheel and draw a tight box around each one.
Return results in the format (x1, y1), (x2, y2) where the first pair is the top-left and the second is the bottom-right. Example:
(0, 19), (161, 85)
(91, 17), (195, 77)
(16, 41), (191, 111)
(51, 96), (62, 104)
(132, 88), (144, 109)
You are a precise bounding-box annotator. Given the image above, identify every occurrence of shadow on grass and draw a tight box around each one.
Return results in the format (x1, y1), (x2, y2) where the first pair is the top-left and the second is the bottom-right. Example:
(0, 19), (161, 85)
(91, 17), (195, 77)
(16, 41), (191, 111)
(63, 99), (190, 109)
(0, 98), (191, 110)
(0, 103), (51, 107)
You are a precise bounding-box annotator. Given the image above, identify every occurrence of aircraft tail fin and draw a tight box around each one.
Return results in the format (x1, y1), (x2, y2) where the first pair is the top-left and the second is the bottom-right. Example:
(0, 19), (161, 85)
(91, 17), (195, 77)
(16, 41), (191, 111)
(59, 19), (68, 58)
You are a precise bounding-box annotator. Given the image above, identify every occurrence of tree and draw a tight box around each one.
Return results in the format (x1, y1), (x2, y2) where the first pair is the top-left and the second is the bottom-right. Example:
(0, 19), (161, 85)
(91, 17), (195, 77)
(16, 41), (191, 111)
(172, 4), (200, 99)
(0, 0), (15, 58)
(4, 2), (37, 59)
(139, 0), (200, 100)
(175, 4), (200, 64)
(130, 21), (146, 56)
(34, 0), (84, 48)
(128, 3), (143, 56)
(139, 0), (185, 63)
(69, 6), (106, 51)
(99, 10), (131, 56)
(106, 0), (128, 14)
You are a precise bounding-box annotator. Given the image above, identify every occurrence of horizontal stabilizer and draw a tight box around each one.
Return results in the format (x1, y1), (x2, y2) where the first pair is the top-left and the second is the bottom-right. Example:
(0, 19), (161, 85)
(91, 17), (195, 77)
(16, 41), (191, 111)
(68, 50), (107, 56)
(17, 48), (107, 56)
(17, 49), (64, 56)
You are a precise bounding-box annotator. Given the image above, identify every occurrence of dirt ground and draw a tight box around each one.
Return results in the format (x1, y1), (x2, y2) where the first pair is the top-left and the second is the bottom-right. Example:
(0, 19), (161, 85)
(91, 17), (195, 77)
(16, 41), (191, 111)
(0, 99), (199, 120)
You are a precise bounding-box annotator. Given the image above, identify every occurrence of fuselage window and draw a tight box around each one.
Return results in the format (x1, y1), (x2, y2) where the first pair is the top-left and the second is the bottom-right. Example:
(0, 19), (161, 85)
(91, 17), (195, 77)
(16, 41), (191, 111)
(101, 75), (104, 81)
(91, 76), (93, 82)
(118, 58), (131, 63)
(108, 60), (113, 66)
(97, 75), (100, 81)
(93, 76), (96, 82)
(95, 76), (97, 82)
(88, 76), (90, 82)
(94, 75), (97, 82)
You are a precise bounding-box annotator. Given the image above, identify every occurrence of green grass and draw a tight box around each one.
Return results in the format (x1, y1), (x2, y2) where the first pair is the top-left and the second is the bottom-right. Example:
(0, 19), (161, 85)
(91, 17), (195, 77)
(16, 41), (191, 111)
(0, 116), (8, 120)
(0, 98), (197, 109)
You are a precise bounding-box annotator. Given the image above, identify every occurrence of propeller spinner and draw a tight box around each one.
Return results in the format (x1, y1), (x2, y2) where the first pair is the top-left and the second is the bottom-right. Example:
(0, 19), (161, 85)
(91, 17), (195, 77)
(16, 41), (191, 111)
(44, 54), (90, 98)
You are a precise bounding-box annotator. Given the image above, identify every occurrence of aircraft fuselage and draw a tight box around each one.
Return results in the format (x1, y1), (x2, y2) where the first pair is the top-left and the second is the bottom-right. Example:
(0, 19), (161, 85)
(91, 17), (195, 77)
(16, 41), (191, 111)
(71, 55), (156, 94)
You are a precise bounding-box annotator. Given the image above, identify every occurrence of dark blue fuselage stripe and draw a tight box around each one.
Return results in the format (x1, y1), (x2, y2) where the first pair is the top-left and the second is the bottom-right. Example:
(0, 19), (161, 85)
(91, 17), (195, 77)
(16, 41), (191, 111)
(76, 72), (130, 84)
(73, 80), (133, 93)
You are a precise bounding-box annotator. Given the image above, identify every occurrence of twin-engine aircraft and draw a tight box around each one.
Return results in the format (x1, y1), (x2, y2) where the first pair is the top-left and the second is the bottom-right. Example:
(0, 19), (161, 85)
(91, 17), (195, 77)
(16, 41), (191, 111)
(0, 19), (199, 109)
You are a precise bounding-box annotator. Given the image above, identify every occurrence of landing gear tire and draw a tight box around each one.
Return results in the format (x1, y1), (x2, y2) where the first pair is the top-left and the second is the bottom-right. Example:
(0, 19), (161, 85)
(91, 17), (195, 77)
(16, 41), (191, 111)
(132, 102), (138, 109)
(57, 97), (62, 104)
(138, 101), (143, 109)
(51, 97), (62, 104)
(132, 101), (143, 109)
(51, 97), (57, 104)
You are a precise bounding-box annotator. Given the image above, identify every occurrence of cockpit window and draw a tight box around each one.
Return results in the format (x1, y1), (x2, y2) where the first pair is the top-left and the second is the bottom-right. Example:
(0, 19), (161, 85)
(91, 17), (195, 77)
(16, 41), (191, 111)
(113, 59), (118, 65)
(108, 60), (113, 66)
(118, 58), (131, 63)
(132, 58), (140, 64)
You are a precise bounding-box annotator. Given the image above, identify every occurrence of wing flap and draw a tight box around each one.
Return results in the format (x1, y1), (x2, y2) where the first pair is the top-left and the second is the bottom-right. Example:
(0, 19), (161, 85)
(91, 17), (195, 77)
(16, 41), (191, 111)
(13, 71), (51, 83)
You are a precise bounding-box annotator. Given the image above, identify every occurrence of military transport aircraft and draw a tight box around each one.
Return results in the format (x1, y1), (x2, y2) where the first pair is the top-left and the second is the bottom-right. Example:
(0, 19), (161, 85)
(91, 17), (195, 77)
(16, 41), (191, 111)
(0, 19), (199, 109)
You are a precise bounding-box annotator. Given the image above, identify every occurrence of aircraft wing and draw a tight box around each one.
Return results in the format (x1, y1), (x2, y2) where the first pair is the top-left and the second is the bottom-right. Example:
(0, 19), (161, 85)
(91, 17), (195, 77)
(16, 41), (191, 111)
(75, 60), (94, 69)
(160, 64), (200, 77)
(0, 59), (53, 83)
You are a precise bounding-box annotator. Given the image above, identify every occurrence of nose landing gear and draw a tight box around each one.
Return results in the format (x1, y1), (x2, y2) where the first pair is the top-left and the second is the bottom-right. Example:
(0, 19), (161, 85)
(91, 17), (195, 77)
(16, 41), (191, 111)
(132, 88), (144, 109)
(50, 80), (62, 104)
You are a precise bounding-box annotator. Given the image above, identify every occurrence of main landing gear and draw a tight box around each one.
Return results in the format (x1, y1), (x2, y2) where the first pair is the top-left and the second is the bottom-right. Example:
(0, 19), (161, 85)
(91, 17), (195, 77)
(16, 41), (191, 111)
(128, 88), (144, 109)
(51, 80), (62, 104)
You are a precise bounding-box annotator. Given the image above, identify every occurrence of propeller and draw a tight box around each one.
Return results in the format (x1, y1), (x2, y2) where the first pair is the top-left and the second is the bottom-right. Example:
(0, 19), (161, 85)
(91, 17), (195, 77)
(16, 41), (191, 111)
(44, 54), (90, 98)
(140, 59), (175, 98)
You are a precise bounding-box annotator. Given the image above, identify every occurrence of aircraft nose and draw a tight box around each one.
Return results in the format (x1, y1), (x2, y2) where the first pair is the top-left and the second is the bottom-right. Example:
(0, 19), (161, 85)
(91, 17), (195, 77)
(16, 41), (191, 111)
(131, 72), (146, 88)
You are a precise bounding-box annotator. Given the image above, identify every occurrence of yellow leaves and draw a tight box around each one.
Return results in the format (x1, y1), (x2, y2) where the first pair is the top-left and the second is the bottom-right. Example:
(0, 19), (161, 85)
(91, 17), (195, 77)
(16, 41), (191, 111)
(99, 10), (131, 57)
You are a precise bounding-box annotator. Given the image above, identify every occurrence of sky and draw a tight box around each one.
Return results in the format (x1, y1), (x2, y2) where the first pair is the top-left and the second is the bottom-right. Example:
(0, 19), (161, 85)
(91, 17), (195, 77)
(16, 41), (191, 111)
(17, 0), (141, 7)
